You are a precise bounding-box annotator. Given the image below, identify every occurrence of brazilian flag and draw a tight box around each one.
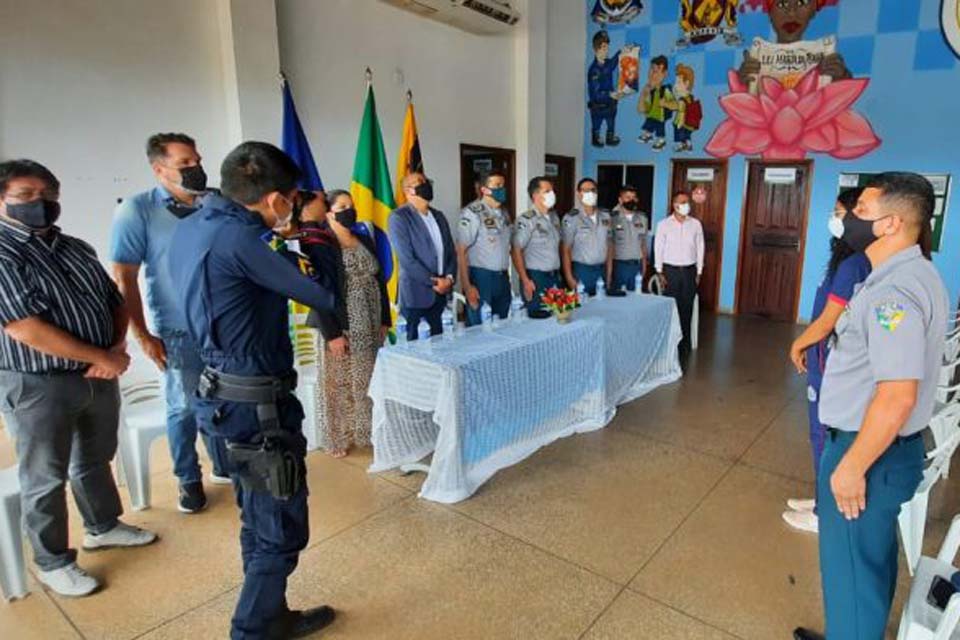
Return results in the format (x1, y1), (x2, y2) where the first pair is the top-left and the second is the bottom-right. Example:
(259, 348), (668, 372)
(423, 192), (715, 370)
(350, 83), (397, 330)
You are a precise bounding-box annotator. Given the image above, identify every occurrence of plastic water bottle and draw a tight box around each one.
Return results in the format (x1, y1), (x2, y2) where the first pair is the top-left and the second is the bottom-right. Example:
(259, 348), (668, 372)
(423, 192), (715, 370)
(596, 277), (606, 299)
(634, 272), (644, 295)
(441, 306), (455, 340)
(510, 295), (525, 323)
(395, 314), (408, 345)
(481, 301), (493, 331)
(577, 281), (587, 304)
(417, 318), (431, 341)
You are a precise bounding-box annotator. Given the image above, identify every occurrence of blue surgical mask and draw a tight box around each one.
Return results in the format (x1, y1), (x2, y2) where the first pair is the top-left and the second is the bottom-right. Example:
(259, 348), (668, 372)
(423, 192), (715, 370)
(490, 187), (507, 203)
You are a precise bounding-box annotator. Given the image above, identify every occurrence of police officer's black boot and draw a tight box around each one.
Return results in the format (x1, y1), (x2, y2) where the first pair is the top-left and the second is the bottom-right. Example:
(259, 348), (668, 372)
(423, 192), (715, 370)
(792, 627), (824, 640)
(591, 131), (604, 147)
(606, 130), (620, 147)
(266, 605), (336, 639)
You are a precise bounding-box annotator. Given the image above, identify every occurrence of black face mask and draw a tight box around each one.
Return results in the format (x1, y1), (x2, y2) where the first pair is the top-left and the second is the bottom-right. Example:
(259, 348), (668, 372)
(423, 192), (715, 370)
(6, 199), (61, 229)
(622, 200), (639, 212)
(166, 203), (198, 219)
(842, 214), (880, 252)
(178, 165), (208, 193)
(334, 207), (358, 228)
(414, 181), (434, 202)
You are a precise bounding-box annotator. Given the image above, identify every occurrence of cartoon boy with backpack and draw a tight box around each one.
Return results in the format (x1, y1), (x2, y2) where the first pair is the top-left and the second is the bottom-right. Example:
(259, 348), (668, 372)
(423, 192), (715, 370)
(638, 55), (674, 151)
(664, 63), (703, 152)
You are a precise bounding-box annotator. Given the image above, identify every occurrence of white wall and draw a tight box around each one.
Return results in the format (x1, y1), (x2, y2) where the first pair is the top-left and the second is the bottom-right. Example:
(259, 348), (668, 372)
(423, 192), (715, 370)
(545, 1), (586, 171)
(276, 0), (523, 222)
(0, 0), (236, 258)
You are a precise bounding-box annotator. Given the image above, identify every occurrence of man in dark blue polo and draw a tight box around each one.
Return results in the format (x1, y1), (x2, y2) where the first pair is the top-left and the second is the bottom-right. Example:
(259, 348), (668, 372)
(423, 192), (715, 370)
(168, 142), (336, 639)
(0, 159), (156, 598)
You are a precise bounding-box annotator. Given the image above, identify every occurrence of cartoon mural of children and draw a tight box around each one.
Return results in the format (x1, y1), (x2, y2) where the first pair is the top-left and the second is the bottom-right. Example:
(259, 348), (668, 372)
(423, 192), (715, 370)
(662, 64), (702, 152)
(588, 30), (622, 148)
(637, 55), (673, 151)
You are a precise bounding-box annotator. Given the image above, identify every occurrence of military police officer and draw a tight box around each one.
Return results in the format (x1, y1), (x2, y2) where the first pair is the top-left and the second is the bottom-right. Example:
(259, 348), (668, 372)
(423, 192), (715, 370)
(562, 178), (613, 296)
(512, 176), (562, 314)
(457, 170), (512, 325)
(793, 173), (949, 640)
(611, 185), (649, 292)
(168, 142), (337, 640)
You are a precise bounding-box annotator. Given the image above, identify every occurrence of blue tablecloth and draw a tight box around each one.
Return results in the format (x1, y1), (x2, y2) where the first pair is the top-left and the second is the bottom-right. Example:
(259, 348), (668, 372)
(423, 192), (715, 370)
(368, 294), (682, 503)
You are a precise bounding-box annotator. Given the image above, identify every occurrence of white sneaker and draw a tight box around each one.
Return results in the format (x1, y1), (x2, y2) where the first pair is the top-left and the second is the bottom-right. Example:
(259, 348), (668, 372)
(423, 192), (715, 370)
(787, 498), (816, 512)
(782, 509), (819, 533)
(209, 472), (232, 485)
(83, 521), (158, 551)
(37, 562), (100, 597)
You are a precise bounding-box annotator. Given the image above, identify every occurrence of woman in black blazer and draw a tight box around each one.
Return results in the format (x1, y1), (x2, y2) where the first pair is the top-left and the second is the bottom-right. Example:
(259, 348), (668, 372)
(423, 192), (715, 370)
(300, 190), (391, 457)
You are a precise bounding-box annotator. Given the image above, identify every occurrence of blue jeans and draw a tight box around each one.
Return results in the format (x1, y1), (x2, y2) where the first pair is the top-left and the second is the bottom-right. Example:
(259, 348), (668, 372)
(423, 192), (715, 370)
(642, 117), (666, 138)
(401, 295), (446, 341)
(674, 125), (692, 143)
(573, 262), (606, 296)
(613, 260), (641, 292)
(590, 104), (617, 136)
(818, 430), (924, 639)
(465, 267), (511, 326)
(161, 331), (229, 484)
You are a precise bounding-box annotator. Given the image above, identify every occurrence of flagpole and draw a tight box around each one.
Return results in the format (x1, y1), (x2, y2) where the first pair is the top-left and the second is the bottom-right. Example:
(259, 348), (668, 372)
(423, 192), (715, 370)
(406, 89), (412, 103)
(365, 67), (373, 88)
(277, 70), (287, 88)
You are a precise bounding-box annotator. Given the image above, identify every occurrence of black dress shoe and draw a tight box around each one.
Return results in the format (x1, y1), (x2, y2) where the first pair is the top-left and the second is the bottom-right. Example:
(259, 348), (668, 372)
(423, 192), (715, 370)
(793, 627), (825, 640)
(267, 606), (336, 639)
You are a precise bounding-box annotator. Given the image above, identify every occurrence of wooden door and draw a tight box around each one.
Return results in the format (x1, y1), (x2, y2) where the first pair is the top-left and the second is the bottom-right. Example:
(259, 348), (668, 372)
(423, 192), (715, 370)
(669, 159), (728, 313)
(735, 160), (812, 321)
(459, 144), (516, 221)
(545, 154), (576, 217)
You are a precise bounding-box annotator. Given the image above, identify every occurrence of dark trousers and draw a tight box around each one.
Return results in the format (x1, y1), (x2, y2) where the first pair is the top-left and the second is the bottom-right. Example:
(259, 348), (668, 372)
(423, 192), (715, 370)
(818, 430), (924, 639)
(613, 260), (642, 292)
(526, 269), (561, 313)
(465, 267), (511, 326)
(402, 294), (446, 341)
(573, 262), (606, 296)
(590, 105), (617, 136)
(0, 371), (123, 570)
(664, 264), (698, 357)
(161, 331), (229, 484)
(231, 480), (309, 639)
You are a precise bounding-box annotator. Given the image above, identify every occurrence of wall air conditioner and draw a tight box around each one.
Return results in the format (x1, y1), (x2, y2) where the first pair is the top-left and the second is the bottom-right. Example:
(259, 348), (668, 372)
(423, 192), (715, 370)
(380, 0), (520, 35)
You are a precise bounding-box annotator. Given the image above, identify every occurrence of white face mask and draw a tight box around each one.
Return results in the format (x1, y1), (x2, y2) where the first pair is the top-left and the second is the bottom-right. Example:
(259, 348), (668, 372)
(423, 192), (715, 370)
(675, 203), (691, 216)
(581, 191), (598, 208)
(542, 190), (557, 210)
(828, 215), (844, 239)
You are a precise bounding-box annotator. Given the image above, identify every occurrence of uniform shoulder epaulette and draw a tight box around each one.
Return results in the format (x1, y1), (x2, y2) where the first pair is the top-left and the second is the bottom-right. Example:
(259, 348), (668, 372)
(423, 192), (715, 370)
(467, 201), (485, 213)
(520, 210), (535, 219)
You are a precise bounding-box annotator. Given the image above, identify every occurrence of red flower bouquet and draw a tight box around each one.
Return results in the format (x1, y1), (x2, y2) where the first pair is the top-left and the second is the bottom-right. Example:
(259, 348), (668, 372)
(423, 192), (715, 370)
(540, 287), (579, 323)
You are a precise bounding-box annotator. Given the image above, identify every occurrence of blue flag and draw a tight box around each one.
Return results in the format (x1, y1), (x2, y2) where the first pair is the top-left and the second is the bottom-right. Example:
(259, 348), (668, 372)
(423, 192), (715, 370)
(281, 78), (323, 190)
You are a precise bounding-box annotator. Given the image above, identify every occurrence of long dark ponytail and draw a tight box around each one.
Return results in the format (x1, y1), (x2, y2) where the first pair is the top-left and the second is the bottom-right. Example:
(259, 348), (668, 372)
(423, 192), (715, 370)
(827, 187), (864, 279)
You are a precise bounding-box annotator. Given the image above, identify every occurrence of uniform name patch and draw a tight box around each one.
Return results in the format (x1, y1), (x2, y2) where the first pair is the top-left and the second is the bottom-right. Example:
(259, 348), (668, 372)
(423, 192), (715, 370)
(875, 301), (905, 332)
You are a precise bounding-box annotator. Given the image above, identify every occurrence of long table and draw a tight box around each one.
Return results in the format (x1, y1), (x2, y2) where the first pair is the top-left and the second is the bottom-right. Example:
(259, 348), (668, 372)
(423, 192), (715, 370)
(367, 294), (682, 503)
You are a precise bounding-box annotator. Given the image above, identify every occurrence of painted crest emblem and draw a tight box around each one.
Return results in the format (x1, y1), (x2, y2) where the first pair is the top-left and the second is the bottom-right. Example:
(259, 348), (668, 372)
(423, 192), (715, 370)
(677, 0), (741, 48)
(591, 0), (643, 25)
(875, 301), (906, 332)
(943, 0), (960, 59)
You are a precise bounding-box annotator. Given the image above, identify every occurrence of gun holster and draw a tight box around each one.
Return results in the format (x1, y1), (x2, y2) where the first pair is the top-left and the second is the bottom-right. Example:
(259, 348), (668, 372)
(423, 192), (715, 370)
(200, 367), (303, 500)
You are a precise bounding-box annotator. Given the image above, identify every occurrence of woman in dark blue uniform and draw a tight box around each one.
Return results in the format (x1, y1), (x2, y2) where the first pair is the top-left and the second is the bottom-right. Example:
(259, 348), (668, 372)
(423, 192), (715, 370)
(783, 187), (871, 534)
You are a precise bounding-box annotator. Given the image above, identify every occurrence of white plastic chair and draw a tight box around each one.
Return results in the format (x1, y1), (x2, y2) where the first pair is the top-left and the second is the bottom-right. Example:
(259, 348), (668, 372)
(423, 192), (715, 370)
(0, 465), (27, 600)
(897, 514), (960, 639)
(646, 276), (698, 350)
(900, 453), (952, 576)
(293, 327), (320, 451)
(116, 355), (166, 511)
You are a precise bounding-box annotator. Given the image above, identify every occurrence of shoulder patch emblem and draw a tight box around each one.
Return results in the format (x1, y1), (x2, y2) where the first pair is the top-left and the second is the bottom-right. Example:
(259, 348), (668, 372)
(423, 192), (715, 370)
(875, 301), (906, 332)
(459, 219), (471, 227)
(468, 202), (484, 213)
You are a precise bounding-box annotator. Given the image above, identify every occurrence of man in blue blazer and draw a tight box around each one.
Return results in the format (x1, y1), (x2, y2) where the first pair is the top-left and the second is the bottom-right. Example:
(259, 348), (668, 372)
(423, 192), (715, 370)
(389, 172), (457, 340)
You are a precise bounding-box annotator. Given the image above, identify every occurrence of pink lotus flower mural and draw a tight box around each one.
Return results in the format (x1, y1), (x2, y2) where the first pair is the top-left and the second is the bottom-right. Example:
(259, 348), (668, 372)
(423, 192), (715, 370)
(704, 67), (881, 160)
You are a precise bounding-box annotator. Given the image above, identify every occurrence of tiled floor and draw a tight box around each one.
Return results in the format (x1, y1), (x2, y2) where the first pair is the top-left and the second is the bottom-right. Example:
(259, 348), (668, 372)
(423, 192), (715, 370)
(2, 314), (958, 639)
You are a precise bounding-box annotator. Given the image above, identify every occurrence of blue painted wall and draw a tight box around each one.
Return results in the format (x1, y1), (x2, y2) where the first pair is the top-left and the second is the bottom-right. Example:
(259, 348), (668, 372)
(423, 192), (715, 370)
(582, 0), (960, 321)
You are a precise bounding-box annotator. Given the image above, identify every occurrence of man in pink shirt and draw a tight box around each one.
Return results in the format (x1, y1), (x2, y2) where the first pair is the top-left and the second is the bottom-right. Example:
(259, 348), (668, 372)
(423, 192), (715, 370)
(655, 191), (704, 359)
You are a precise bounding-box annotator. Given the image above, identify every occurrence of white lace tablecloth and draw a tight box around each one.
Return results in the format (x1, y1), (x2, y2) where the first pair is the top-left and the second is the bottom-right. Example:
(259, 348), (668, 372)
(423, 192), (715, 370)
(368, 294), (682, 503)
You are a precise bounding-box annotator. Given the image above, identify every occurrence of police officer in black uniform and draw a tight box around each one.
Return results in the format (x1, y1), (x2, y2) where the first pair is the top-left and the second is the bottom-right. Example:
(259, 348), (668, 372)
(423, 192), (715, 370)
(168, 142), (336, 640)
